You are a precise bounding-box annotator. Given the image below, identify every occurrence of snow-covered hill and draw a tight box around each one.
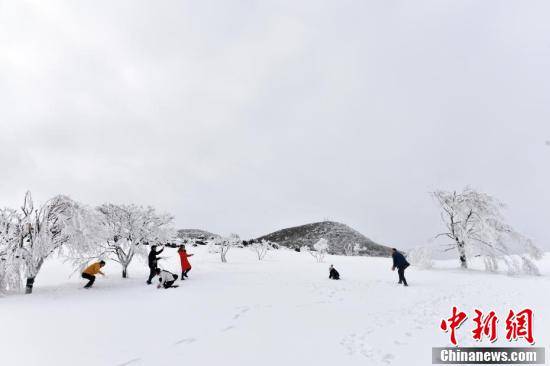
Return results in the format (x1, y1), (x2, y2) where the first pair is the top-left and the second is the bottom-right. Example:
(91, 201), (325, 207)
(1, 247), (549, 366)
(256, 220), (391, 256)
(177, 228), (220, 241)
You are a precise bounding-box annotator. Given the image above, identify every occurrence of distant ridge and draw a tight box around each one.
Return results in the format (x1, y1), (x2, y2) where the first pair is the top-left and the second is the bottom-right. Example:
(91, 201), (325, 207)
(177, 229), (220, 240)
(256, 221), (391, 257)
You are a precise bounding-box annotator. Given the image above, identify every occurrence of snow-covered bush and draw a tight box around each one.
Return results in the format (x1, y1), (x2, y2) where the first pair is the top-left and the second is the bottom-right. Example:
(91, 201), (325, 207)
(250, 239), (271, 260)
(483, 256), (499, 272)
(0, 258), (23, 295)
(344, 242), (362, 256)
(344, 242), (353, 256)
(207, 239), (220, 254)
(307, 238), (329, 263)
(432, 187), (542, 275)
(521, 256), (541, 276)
(406, 246), (433, 269)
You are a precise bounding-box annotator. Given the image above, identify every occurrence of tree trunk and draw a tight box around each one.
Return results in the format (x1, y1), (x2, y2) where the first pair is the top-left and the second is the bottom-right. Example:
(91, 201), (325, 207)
(118, 251), (131, 278)
(25, 277), (35, 294)
(25, 259), (44, 294)
(457, 241), (468, 269)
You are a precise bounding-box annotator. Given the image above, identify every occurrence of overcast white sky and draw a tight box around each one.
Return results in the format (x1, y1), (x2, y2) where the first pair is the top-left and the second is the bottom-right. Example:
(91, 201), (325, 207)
(1, 0), (549, 250)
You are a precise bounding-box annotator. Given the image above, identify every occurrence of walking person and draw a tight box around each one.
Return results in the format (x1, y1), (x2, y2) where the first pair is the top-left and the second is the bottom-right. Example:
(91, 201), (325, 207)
(82, 260), (106, 288)
(156, 268), (179, 289)
(177, 245), (194, 280)
(391, 248), (410, 286)
(329, 264), (340, 280)
(147, 244), (164, 285)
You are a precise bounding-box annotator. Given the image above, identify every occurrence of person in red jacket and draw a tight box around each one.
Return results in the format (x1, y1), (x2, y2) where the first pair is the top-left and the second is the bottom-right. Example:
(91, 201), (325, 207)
(177, 245), (194, 280)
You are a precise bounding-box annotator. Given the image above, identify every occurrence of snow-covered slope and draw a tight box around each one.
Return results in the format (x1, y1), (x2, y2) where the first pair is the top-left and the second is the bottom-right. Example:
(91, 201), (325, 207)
(1, 247), (549, 366)
(256, 220), (391, 256)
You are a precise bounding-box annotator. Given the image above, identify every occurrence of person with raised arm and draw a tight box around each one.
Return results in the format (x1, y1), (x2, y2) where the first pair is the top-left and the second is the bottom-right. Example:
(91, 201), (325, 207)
(146, 244), (164, 285)
(177, 244), (194, 280)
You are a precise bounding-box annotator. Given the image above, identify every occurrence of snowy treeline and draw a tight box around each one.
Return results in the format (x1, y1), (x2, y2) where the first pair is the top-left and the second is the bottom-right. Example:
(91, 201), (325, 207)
(1, 186), (544, 295)
(0, 192), (175, 294)
(431, 187), (542, 275)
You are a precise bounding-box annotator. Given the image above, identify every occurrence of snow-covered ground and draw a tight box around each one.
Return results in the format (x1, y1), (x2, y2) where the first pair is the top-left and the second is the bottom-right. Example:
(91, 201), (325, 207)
(1, 247), (549, 366)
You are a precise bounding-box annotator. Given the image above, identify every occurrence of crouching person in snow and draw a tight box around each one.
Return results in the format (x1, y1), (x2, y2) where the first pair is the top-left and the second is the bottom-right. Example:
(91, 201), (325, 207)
(329, 264), (340, 280)
(156, 268), (179, 289)
(391, 248), (410, 287)
(82, 260), (106, 288)
(178, 245), (194, 280)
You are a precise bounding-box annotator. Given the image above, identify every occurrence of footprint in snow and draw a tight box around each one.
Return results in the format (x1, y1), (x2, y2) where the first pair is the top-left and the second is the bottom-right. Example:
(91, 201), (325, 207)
(341, 333), (375, 358)
(358, 344), (375, 359)
(233, 306), (250, 320)
(382, 353), (395, 364)
(221, 325), (235, 332)
(173, 338), (197, 346)
(116, 358), (141, 366)
(340, 335), (356, 355)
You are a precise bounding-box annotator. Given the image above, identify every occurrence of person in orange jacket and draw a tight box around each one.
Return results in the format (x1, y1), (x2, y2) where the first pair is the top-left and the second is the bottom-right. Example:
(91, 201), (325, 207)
(177, 245), (194, 280)
(82, 260), (106, 288)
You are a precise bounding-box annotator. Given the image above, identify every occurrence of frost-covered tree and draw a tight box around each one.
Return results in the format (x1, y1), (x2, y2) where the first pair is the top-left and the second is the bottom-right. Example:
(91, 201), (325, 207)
(207, 239), (220, 254)
(344, 242), (361, 256)
(250, 239), (271, 260)
(218, 233), (240, 263)
(95, 204), (174, 278)
(343, 242), (353, 256)
(0, 208), (23, 294)
(306, 238), (329, 263)
(4, 192), (100, 294)
(406, 246), (433, 269)
(432, 188), (542, 274)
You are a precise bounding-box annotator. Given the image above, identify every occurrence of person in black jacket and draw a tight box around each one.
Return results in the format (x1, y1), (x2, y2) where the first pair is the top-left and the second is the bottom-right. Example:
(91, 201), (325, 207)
(146, 244), (164, 285)
(329, 265), (340, 280)
(391, 248), (410, 286)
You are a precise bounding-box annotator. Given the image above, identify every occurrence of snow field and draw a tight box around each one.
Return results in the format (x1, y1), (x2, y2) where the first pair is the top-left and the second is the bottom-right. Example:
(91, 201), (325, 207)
(1, 246), (549, 366)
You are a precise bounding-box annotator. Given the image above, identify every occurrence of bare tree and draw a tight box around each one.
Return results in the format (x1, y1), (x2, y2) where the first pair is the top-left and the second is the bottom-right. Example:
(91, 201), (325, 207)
(432, 188), (542, 273)
(250, 239), (271, 260)
(218, 233), (240, 263)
